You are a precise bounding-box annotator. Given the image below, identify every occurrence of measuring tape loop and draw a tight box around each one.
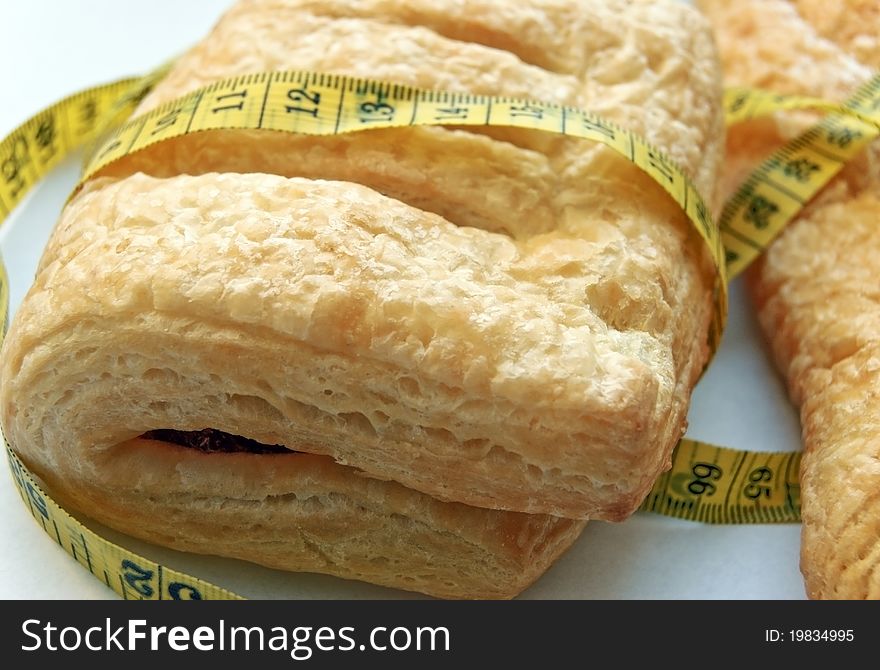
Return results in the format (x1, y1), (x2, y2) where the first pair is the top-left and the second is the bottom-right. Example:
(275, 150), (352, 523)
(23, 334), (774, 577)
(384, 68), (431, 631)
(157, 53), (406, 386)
(723, 79), (880, 129)
(720, 73), (880, 279)
(1, 65), (876, 598)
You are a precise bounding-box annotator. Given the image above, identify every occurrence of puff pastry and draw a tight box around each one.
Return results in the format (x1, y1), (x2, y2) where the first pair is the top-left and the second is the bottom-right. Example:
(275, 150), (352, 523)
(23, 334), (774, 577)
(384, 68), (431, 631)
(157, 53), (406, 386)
(698, 0), (880, 599)
(1, 0), (722, 596)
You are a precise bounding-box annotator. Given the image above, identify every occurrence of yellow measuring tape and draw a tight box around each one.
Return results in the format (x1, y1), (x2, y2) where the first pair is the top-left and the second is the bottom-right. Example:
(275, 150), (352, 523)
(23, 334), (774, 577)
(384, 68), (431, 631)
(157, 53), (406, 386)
(0, 75), (242, 599)
(639, 71), (880, 522)
(720, 73), (880, 278)
(0, 69), (726, 600)
(0, 66), (877, 598)
(5, 446), (241, 600)
(74, 69), (729, 353)
(639, 439), (801, 523)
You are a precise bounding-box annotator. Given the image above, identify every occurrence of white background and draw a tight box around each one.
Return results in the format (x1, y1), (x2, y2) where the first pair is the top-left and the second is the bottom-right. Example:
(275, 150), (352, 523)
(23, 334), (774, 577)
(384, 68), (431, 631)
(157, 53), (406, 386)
(0, 0), (806, 599)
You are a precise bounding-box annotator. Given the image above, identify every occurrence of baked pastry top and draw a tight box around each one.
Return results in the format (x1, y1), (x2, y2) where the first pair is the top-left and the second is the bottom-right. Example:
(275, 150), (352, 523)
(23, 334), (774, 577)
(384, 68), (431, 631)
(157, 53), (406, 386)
(2, 0), (724, 524)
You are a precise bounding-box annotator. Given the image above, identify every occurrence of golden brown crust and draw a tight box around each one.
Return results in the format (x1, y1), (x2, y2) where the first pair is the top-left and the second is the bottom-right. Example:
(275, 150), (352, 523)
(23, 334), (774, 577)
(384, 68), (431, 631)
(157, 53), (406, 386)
(752, 189), (880, 600)
(698, 0), (880, 599)
(0, 0), (722, 596)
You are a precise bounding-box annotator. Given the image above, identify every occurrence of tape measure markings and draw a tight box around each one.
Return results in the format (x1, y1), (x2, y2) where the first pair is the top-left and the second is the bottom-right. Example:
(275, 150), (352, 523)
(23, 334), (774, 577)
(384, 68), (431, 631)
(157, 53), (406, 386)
(721, 118), (877, 275)
(78, 69), (728, 354)
(639, 439), (802, 523)
(721, 73), (880, 278)
(720, 447), (748, 513)
(0, 79), (139, 217)
(0, 69), (730, 599)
